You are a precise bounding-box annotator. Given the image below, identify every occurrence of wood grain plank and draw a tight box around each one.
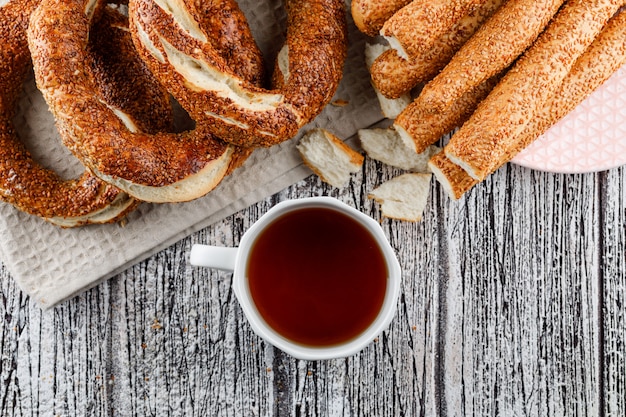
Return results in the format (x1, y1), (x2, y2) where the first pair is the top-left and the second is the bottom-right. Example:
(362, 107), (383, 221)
(600, 166), (626, 417)
(440, 164), (602, 416)
(0, 155), (618, 416)
(0, 267), (31, 416)
(104, 221), (276, 416)
(0, 284), (114, 416)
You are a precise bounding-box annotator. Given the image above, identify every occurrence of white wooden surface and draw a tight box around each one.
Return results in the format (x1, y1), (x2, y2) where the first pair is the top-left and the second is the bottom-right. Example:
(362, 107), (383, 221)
(1, 156), (625, 416)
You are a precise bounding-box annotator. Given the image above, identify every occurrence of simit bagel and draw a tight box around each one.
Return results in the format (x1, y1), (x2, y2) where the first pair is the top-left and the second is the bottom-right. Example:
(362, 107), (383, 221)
(0, 0), (170, 226)
(129, 0), (348, 148)
(28, 0), (264, 203)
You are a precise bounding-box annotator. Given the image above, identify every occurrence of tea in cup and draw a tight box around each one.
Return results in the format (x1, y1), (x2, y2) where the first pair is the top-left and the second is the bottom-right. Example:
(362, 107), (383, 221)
(190, 197), (401, 360)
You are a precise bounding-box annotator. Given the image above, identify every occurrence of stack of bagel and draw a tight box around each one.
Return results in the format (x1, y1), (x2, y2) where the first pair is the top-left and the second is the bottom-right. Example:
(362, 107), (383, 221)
(0, 0), (347, 227)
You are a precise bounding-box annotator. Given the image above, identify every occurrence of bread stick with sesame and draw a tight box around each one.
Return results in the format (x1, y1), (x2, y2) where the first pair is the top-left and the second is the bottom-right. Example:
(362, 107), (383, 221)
(370, 0), (503, 99)
(364, 43), (412, 118)
(444, 0), (624, 181)
(394, 76), (500, 154)
(433, 9), (626, 198)
(428, 152), (478, 200)
(419, 0), (565, 112)
(489, 8), (626, 174)
(380, 0), (487, 60)
(351, 0), (412, 37)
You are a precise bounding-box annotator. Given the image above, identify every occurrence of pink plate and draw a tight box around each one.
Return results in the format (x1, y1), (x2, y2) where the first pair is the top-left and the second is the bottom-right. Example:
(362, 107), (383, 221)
(511, 65), (626, 173)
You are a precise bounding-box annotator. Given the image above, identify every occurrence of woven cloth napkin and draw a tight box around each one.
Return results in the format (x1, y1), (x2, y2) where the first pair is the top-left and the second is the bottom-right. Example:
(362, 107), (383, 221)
(0, 0), (384, 308)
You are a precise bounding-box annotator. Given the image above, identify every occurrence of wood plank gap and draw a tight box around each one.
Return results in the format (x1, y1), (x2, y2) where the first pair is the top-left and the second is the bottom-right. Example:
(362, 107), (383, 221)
(597, 170), (607, 417)
(272, 346), (292, 415)
(434, 183), (450, 417)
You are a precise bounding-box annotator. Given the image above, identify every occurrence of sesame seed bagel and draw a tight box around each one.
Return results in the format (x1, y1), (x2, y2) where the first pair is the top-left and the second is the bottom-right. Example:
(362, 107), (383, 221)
(0, 0), (168, 226)
(28, 0), (264, 203)
(129, 0), (348, 148)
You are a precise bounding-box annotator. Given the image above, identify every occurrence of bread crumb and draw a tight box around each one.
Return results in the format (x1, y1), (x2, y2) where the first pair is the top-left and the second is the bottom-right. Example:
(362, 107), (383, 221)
(297, 128), (364, 188)
(368, 173), (432, 222)
(358, 128), (440, 172)
(151, 318), (163, 330)
(331, 99), (349, 107)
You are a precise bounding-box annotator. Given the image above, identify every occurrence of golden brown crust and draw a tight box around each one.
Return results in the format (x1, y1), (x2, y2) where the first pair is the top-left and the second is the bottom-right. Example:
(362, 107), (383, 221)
(89, 6), (174, 135)
(489, 8), (626, 173)
(130, 0), (348, 148)
(428, 152), (477, 200)
(444, 0), (623, 181)
(419, 0), (565, 112)
(28, 0), (264, 203)
(0, 0), (159, 226)
(351, 0), (412, 37)
(369, 0), (503, 99)
(188, 0), (265, 87)
(394, 75), (499, 154)
(434, 9), (626, 198)
(380, 0), (486, 60)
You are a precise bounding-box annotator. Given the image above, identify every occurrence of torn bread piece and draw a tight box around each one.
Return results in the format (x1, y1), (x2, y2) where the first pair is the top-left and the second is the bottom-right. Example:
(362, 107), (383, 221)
(369, 173), (432, 222)
(364, 43), (411, 119)
(297, 128), (364, 188)
(358, 128), (440, 172)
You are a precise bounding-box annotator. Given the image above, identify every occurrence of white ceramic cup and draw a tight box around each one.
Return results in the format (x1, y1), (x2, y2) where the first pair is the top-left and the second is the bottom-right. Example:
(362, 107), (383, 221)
(189, 196), (401, 361)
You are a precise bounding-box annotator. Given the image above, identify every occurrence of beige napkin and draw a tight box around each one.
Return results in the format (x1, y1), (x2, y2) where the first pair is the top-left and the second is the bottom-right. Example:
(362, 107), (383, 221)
(0, 0), (385, 308)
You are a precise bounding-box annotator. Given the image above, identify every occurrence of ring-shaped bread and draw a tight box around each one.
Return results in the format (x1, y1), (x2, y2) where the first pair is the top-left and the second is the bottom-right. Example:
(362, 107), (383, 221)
(89, 4), (175, 137)
(129, 0), (348, 148)
(0, 0), (169, 226)
(27, 0), (264, 203)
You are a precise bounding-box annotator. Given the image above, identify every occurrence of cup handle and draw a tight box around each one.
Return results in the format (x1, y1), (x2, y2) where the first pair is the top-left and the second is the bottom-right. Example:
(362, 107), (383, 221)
(190, 244), (238, 272)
